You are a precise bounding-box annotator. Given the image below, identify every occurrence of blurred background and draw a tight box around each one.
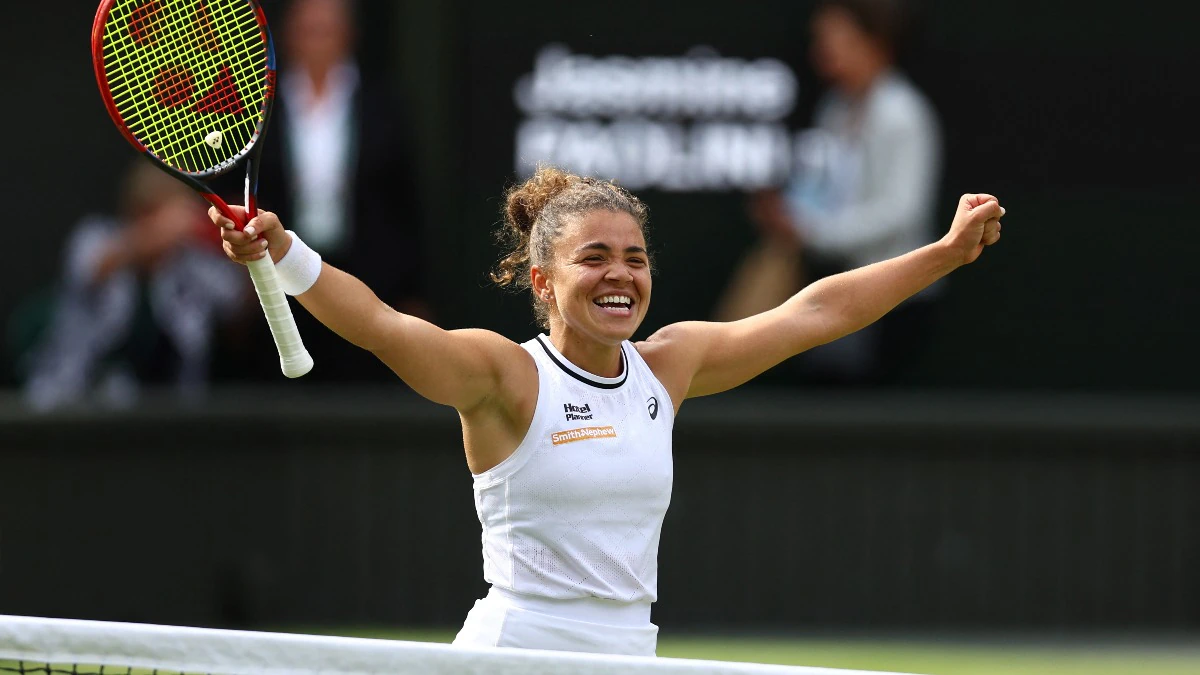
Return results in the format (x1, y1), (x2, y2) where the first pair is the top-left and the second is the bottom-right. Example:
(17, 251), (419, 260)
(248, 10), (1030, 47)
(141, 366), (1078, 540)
(1, 0), (1198, 673)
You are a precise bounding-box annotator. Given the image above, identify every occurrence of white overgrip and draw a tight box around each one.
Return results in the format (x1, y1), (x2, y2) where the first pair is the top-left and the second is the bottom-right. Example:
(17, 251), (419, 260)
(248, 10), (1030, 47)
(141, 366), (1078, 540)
(246, 256), (314, 378)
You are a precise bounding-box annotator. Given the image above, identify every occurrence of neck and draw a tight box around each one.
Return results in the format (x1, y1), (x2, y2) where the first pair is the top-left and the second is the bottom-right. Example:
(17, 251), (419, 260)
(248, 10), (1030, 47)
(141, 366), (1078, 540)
(841, 61), (890, 99)
(302, 62), (339, 100)
(548, 328), (625, 378)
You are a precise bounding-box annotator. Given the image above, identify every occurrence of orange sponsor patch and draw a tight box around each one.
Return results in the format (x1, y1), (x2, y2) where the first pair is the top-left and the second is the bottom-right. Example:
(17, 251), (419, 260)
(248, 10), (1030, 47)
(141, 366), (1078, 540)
(551, 426), (617, 445)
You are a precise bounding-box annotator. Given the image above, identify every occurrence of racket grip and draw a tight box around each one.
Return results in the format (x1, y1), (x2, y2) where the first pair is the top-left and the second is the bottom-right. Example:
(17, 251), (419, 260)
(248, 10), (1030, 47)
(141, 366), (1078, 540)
(246, 256), (314, 378)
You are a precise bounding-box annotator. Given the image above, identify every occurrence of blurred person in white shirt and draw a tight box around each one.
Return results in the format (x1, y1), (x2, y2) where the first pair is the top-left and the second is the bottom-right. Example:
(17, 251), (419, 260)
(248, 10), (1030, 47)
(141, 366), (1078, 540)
(245, 0), (428, 383)
(716, 0), (942, 385)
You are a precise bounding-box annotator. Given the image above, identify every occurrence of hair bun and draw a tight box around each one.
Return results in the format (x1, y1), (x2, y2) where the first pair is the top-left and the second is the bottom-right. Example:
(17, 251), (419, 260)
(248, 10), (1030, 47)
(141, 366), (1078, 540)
(505, 166), (578, 235)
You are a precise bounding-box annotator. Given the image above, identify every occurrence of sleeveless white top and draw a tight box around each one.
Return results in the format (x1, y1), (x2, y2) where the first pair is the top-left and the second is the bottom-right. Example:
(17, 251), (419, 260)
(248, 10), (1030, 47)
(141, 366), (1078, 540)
(471, 335), (674, 603)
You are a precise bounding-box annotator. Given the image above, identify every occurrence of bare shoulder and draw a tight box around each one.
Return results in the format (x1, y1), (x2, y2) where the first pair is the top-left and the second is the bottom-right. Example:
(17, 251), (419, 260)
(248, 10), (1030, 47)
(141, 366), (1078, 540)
(385, 323), (539, 416)
(455, 331), (541, 475)
(635, 322), (716, 413)
(449, 328), (538, 397)
(449, 327), (528, 354)
(640, 321), (718, 353)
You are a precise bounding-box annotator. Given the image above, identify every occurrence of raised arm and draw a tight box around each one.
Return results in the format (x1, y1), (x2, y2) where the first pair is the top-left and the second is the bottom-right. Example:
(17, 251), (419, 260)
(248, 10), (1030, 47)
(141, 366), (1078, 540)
(212, 207), (526, 411)
(645, 194), (1003, 400)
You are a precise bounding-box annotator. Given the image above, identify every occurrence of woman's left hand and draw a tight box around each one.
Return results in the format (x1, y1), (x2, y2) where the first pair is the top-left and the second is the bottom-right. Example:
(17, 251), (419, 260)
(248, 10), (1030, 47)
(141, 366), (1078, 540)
(942, 193), (1004, 266)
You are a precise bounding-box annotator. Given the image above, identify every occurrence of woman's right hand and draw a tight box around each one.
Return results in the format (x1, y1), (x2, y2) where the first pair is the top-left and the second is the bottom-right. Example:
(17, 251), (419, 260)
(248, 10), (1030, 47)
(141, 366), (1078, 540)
(208, 206), (293, 265)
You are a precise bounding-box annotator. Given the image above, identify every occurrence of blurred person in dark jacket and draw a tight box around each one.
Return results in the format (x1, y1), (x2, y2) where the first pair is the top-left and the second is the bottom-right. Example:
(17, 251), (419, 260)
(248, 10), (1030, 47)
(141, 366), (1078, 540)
(715, 0), (942, 385)
(21, 162), (245, 410)
(247, 0), (428, 383)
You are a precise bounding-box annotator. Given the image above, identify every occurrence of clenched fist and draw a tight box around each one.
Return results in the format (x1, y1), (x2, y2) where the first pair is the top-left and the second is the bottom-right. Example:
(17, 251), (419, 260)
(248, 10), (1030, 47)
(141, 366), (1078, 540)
(942, 193), (1005, 265)
(208, 206), (292, 265)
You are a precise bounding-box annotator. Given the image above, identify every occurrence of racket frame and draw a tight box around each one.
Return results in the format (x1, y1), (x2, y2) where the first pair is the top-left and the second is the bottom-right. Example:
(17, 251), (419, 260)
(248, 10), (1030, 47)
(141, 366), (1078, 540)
(91, 0), (313, 378)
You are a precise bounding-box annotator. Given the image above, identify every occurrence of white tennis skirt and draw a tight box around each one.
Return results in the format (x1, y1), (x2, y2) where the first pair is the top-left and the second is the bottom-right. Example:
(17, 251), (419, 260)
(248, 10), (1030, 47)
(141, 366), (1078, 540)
(452, 587), (658, 656)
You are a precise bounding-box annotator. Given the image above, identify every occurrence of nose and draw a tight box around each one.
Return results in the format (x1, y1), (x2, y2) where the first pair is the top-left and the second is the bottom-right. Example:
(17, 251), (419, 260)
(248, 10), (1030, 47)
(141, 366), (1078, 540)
(605, 262), (634, 283)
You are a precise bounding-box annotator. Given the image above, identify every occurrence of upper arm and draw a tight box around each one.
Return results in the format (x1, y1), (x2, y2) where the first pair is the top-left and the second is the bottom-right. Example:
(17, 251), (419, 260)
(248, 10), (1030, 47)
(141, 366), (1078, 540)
(368, 311), (531, 411)
(644, 295), (831, 400)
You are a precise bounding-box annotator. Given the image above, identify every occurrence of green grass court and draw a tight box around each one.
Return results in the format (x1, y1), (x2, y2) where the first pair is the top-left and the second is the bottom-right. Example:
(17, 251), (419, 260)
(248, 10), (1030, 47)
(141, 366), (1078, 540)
(327, 629), (1200, 675)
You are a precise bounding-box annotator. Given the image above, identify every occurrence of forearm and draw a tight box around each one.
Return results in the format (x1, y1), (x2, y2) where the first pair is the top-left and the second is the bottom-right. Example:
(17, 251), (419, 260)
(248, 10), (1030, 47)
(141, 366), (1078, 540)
(680, 194), (999, 398)
(789, 240), (959, 343)
(295, 262), (400, 353)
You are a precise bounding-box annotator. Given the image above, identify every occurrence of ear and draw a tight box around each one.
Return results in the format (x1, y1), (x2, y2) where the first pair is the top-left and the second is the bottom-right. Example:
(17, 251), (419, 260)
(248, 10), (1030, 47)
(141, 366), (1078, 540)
(530, 265), (554, 303)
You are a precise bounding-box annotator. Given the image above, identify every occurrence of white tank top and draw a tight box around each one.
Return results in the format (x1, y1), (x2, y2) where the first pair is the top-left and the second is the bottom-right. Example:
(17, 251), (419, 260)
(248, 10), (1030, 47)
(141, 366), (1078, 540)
(471, 335), (674, 603)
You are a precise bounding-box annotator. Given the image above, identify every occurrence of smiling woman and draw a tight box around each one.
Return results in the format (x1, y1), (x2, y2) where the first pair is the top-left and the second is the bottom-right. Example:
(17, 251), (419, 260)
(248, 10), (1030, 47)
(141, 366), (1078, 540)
(492, 167), (652, 336)
(206, 164), (1003, 657)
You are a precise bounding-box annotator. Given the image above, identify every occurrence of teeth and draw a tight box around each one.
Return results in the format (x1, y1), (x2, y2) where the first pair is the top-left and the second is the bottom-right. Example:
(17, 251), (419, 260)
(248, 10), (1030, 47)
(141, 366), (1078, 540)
(597, 295), (632, 306)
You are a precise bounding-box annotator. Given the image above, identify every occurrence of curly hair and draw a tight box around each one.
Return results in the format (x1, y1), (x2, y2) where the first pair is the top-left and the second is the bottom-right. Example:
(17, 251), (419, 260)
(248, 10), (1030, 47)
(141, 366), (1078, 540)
(492, 167), (650, 329)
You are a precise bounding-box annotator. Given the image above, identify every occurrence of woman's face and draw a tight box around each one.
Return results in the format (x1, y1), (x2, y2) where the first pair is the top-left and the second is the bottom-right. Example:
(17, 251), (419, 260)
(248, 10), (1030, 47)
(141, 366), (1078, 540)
(285, 0), (353, 73)
(539, 210), (652, 346)
(810, 6), (879, 87)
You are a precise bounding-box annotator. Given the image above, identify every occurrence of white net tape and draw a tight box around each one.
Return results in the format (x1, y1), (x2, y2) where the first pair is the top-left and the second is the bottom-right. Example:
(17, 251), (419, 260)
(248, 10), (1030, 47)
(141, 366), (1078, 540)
(0, 615), (916, 675)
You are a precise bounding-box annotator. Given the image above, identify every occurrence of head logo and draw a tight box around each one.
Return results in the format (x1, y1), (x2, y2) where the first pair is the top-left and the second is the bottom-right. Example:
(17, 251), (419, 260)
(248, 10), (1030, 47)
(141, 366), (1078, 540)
(563, 402), (593, 421)
(647, 396), (659, 420)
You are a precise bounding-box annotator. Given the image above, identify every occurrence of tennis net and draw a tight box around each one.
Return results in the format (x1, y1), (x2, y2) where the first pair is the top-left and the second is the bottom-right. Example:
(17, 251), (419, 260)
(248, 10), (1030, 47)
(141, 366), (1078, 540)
(0, 614), (916, 675)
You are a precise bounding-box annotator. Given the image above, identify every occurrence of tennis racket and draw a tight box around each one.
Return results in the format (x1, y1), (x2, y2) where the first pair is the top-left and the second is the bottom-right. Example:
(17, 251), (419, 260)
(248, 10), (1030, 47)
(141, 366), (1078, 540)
(92, 0), (313, 378)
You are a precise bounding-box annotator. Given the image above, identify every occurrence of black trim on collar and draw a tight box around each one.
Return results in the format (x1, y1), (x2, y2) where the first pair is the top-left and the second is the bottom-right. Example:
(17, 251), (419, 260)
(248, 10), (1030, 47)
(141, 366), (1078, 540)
(535, 335), (628, 390)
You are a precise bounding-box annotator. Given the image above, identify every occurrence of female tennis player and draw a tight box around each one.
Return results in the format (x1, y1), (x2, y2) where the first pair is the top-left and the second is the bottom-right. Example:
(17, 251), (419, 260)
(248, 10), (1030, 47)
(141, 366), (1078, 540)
(210, 167), (1003, 656)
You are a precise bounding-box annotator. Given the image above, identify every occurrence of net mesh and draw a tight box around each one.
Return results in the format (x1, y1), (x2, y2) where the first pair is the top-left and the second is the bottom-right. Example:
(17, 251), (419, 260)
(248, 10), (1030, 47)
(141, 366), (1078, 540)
(0, 615), (916, 675)
(98, 0), (270, 175)
(0, 658), (204, 667)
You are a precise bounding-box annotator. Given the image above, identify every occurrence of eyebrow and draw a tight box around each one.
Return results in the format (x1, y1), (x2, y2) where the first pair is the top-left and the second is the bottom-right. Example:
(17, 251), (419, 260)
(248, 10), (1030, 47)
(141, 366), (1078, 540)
(576, 242), (648, 255)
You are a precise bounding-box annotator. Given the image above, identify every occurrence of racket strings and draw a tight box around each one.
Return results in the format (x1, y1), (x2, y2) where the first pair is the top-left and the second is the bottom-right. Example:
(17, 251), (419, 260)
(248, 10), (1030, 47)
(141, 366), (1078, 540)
(107, 1), (215, 163)
(108, 0), (263, 168)
(106, 1), (255, 172)
(101, 0), (269, 174)
(108, 0), (264, 170)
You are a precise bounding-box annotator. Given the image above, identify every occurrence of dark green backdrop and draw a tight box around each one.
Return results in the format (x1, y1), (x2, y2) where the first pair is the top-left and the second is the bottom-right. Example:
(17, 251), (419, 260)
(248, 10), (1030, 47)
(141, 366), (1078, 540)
(1, 392), (1197, 629)
(1, 0), (1196, 391)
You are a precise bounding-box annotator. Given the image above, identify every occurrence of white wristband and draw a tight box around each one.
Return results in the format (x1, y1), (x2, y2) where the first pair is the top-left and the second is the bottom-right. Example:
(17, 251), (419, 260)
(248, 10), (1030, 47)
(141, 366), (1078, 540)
(274, 231), (322, 296)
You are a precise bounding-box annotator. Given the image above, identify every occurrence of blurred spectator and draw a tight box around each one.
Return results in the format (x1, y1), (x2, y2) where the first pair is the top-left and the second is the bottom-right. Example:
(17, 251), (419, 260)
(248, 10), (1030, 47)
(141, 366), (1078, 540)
(714, 0), (942, 385)
(248, 0), (427, 383)
(19, 162), (245, 410)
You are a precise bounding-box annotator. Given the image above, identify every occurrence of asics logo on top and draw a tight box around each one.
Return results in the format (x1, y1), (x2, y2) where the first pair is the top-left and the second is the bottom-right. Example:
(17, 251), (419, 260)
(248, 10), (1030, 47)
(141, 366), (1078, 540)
(564, 402), (593, 421)
(647, 397), (659, 420)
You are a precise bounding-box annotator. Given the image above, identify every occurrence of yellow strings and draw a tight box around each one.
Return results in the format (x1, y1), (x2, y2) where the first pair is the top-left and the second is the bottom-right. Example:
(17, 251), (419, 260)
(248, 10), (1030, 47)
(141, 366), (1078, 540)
(102, 0), (268, 174)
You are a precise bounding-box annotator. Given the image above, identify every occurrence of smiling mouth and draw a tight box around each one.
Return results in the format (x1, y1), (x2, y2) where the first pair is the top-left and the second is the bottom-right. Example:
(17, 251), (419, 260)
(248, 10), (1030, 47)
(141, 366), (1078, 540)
(594, 295), (634, 315)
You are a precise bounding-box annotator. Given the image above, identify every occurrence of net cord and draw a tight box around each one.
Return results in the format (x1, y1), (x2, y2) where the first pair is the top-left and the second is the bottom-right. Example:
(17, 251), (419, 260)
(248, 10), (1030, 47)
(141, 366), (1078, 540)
(0, 615), (917, 675)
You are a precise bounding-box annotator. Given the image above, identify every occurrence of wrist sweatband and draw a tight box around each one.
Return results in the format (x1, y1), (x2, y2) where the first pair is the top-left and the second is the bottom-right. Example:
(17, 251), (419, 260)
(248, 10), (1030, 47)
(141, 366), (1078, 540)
(274, 230), (322, 296)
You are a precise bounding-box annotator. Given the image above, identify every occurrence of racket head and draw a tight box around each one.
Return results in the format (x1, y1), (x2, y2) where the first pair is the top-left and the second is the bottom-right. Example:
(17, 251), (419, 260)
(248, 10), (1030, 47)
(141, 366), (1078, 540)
(92, 0), (277, 180)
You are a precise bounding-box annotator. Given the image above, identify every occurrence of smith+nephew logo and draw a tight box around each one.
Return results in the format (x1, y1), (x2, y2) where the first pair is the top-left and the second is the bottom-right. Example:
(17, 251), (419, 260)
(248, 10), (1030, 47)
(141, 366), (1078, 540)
(551, 426), (617, 446)
(564, 402), (593, 421)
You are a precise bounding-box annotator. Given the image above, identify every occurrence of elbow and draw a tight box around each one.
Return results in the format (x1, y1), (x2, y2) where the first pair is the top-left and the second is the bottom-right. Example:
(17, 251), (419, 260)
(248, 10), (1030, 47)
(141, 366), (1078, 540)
(785, 294), (840, 352)
(789, 288), (864, 351)
(808, 305), (860, 350)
